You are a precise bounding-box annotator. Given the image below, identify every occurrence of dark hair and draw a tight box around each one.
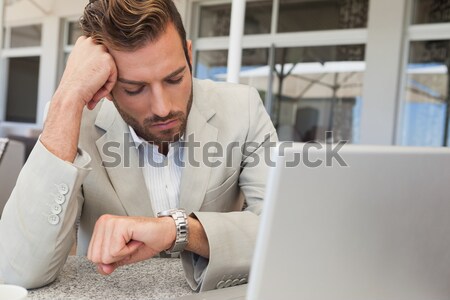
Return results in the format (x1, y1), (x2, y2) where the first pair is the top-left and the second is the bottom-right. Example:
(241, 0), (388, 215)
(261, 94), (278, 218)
(80, 0), (191, 71)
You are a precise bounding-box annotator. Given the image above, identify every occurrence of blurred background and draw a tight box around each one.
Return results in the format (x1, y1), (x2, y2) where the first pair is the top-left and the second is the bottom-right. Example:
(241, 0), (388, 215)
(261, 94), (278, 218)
(1, 0), (450, 150)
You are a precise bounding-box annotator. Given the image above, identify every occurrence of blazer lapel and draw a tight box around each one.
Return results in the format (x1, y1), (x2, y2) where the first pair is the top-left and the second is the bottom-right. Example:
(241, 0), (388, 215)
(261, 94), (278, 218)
(94, 101), (154, 217)
(179, 82), (218, 214)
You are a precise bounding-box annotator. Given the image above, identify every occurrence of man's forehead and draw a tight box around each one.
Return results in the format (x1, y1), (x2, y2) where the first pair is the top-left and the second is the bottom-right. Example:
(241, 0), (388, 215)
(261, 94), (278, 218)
(111, 51), (186, 83)
(117, 66), (187, 85)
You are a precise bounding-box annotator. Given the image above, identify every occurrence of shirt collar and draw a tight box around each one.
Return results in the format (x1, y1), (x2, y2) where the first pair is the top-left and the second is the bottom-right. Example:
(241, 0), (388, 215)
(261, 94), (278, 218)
(128, 126), (184, 150)
(128, 126), (146, 149)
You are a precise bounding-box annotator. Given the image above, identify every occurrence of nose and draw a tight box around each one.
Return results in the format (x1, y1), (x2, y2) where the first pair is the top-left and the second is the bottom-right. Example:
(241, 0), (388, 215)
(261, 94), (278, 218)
(149, 83), (172, 118)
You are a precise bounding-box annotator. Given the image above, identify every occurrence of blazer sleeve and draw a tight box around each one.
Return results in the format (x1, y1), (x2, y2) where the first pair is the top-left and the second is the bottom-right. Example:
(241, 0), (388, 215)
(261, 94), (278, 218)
(0, 140), (91, 288)
(181, 86), (278, 291)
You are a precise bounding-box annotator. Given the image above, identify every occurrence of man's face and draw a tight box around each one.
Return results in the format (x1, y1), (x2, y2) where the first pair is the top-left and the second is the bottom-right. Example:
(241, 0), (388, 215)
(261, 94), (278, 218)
(109, 23), (193, 145)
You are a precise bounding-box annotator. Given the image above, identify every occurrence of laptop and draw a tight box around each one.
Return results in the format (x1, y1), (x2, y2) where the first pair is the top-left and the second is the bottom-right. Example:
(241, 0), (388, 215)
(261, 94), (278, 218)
(174, 143), (450, 300)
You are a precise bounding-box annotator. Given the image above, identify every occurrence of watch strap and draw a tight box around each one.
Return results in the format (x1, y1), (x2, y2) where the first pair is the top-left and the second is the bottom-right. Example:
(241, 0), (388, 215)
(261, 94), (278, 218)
(157, 209), (189, 254)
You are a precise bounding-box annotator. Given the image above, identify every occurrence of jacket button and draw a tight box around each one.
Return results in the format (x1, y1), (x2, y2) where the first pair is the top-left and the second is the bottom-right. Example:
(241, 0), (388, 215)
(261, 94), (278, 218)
(58, 183), (69, 195)
(51, 204), (62, 215)
(231, 279), (240, 286)
(224, 279), (233, 288)
(48, 214), (60, 225)
(55, 194), (65, 204)
(216, 280), (225, 289)
(239, 278), (247, 285)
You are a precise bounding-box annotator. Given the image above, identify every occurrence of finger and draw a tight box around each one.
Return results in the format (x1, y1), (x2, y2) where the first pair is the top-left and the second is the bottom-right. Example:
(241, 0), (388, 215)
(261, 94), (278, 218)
(107, 239), (143, 266)
(101, 217), (115, 264)
(112, 240), (144, 259)
(88, 216), (107, 263)
(115, 244), (157, 267)
(97, 264), (108, 275)
(97, 263), (117, 275)
(87, 99), (98, 110)
(105, 93), (113, 101)
(100, 219), (142, 264)
(87, 219), (98, 260)
(89, 78), (116, 108)
(91, 56), (117, 104)
(92, 86), (110, 103)
(88, 87), (109, 110)
(88, 220), (103, 261)
(104, 63), (117, 94)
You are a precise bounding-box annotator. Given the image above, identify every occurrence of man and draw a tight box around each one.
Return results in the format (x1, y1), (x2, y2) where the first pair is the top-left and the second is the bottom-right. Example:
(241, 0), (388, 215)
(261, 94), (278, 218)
(0, 0), (277, 292)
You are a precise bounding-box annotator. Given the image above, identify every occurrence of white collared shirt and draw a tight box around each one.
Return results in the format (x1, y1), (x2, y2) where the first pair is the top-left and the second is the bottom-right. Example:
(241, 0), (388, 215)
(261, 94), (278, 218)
(128, 126), (184, 215)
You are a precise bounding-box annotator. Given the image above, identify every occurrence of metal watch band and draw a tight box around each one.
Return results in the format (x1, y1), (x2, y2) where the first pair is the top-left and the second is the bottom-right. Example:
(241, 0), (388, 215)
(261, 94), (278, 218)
(157, 209), (189, 254)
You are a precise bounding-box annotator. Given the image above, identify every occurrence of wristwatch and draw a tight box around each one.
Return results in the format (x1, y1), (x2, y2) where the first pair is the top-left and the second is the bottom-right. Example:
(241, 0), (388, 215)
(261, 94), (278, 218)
(157, 208), (189, 254)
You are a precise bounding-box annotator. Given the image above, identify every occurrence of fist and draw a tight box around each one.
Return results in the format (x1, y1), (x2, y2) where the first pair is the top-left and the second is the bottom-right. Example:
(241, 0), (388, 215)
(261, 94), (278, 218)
(58, 36), (118, 110)
(87, 214), (176, 275)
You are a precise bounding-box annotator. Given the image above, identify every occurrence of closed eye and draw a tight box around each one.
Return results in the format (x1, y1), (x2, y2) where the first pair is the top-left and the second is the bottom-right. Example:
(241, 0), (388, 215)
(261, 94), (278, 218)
(166, 76), (183, 85)
(124, 86), (144, 96)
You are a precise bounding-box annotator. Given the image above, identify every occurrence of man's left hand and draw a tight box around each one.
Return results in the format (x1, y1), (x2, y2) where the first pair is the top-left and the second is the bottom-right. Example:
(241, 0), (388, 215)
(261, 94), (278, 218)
(87, 214), (176, 275)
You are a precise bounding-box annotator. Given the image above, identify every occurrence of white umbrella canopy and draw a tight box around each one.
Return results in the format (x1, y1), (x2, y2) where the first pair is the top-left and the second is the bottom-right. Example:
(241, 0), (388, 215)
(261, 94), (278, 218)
(218, 61), (448, 101)
(219, 61), (365, 99)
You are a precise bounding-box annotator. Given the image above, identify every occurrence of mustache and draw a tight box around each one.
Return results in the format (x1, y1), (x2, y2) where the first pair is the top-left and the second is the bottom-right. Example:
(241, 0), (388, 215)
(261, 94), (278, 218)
(143, 111), (185, 126)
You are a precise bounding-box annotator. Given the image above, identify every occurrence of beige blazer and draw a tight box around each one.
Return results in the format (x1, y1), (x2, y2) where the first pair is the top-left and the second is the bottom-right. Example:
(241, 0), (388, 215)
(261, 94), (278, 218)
(0, 79), (277, 291)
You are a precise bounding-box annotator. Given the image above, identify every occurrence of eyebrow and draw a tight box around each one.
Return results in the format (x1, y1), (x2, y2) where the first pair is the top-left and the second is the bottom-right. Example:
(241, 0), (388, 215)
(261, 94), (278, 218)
(117, 66), (187, 86)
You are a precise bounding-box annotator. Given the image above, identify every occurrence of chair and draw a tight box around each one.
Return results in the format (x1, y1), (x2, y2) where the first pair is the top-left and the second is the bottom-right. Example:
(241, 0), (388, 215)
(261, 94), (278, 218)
(0, 139), (25, 217)
(7, 134), (39, 162)
(278, 107), (323, 142)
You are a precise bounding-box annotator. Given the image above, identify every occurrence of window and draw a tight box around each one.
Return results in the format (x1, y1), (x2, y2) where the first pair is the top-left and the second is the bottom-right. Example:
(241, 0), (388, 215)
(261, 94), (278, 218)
(278, 0), (369, 33)
(239, 48), (270, 102)
(400, 0), (450, 146)
(5, 57), (40, 123)
(198, 3), (231, 37)
(198, 0), (273, 37)
(58, 20), (83, 82)
(245, 1), (272, 34)
(401, 40), (450, 146)
(2, 24), (42, 124)
(246, 45), (365, 143)
(196, 50), (228, 80)
(412, 0), (450, 24)
(10, 24), (41, 48)
(67, 20), (82, 46)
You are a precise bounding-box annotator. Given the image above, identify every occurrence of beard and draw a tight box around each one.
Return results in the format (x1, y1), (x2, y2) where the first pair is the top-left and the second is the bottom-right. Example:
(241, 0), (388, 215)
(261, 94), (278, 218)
(112, 86), (193, 145)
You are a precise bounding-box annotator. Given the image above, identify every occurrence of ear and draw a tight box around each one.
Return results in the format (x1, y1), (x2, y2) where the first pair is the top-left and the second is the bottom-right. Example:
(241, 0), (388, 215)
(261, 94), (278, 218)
(187, 39), (193, 66)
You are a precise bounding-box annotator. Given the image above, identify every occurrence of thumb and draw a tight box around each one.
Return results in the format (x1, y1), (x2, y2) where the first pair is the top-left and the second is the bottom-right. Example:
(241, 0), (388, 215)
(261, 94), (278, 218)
(96, 240), (143, 275)
(97, 263), (116, 275)
(116, 245), (160, 267)
(113, 240), (144, 259)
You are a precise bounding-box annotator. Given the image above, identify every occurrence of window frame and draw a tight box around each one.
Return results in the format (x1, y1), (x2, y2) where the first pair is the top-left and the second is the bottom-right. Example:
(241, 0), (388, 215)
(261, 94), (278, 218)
(394, 0), (450, 145)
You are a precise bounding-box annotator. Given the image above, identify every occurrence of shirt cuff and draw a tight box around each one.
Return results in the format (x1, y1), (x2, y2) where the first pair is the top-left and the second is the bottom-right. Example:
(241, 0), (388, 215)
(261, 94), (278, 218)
(192, 254), (208, 285)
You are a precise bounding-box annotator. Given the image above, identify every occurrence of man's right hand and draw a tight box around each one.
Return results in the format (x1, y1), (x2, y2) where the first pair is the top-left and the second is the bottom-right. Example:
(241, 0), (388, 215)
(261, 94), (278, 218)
(40, 36), (117, 162)
(58, 36), (118, 110)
